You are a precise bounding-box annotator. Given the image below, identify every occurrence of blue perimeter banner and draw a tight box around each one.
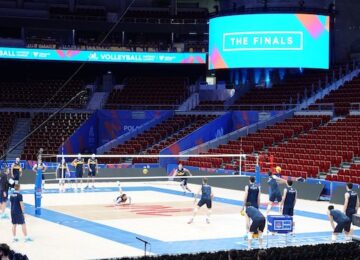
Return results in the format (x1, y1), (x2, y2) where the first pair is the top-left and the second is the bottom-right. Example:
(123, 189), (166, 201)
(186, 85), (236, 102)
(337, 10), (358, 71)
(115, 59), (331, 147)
(209, 13), (330, 69)
(0, 47), (206, 64)
(61, 110), (171, 154)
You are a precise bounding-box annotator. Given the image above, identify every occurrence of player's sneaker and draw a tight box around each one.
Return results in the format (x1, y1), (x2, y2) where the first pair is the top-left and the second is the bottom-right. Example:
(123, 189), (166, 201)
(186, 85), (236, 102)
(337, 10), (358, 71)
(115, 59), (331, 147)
(206, 218), (210, 224)
(187, 218), (193, 224)
(84, 185), (89, 190)
(12, 237), (19, 243)
(25, 237), (33, 242)
(1, 213), (9, 219)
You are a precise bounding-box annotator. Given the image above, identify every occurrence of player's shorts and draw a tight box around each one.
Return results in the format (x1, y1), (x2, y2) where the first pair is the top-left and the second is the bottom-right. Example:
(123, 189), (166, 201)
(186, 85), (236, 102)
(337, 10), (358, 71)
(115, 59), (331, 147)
(269, 191), (282, 203)
(346, 209), (356, 221)
(198, 198), (212, 209)
(247, 200), (259, 209)
(250, 217), (266, 233)
(334, 219), (351, 233)
(57, 170), (67, 179)
(88, 170), (96, 177)
(0, 190), (8, 203)
(76, 171), (83, 178)
(117, 194), (127, 203)
(282, 207), (294, 216)
(11, 213), (25, 225)
(13, 173), (20, 181)
(180, 178), (188, 186)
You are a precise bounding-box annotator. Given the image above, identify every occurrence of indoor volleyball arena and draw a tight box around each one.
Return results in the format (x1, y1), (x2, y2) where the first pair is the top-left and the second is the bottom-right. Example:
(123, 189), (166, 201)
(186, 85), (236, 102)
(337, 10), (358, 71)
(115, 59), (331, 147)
(1, 0), (360, 260)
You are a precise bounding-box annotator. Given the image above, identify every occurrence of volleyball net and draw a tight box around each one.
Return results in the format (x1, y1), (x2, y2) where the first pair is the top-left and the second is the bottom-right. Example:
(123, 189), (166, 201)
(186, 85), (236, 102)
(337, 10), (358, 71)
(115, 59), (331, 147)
(40, 153), (266, 184)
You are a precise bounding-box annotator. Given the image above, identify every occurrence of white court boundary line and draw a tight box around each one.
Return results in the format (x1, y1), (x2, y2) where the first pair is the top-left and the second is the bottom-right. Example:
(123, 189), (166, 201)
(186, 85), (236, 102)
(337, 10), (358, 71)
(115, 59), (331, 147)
(44, 175), (248, 182)
(55, 154), (248, 158)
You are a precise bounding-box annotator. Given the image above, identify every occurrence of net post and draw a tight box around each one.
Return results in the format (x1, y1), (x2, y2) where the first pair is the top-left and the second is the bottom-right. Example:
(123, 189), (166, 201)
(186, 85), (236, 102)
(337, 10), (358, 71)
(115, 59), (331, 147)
(34, 148), (43, 216)
(239, 153), (242, 176)
(255, 154), (261, 185)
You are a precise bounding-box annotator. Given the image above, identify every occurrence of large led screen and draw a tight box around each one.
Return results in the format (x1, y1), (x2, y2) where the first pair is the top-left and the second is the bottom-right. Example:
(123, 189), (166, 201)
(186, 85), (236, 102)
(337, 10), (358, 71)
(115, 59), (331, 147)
(209, 14), (329, 69)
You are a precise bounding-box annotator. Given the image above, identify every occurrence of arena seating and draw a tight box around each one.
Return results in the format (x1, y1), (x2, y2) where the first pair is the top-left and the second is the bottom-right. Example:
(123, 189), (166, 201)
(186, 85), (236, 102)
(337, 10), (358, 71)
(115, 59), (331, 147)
(309, 76), (360, 115)
(261, 115), (359, 180)
(0, 112), (29, 156)
(49, 6), (106, 21)
(230, 70), (332, 110)
(181, 115), (330, 178)
(22, 113), (90, 161)
(0, 79), (87, 108)
(105, 77), (189, 109)
(101, 114), (217, 164)
(194, 101), (226, 111)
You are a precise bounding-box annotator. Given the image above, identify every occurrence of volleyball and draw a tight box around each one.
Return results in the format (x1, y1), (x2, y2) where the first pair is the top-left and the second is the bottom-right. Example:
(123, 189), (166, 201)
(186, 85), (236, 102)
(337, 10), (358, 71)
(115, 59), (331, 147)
(142, 168), (148, 175)
(252, 233), (259, 239)
(240, 210), (245, 216)
(275, 166), (282, 173)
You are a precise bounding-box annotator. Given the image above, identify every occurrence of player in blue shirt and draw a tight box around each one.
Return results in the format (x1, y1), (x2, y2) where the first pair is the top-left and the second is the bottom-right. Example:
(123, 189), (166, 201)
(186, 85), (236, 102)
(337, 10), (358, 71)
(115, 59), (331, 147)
(10, 184), (32, 242)
(242, 176), (261, 236)
(188, 177), (213, 224)
(266, 171), (287, 214)
(0, 167), (10, 219)
(279, 180), (297, 234)
(327, 205), (352, 242)
(244, 202), (265, 249)
(343, 182), (359, 223)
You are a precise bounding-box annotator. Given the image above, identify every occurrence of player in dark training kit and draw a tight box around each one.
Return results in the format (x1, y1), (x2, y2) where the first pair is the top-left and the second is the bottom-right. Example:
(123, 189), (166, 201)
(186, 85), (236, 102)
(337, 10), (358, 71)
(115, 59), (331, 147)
(0, 167), (10, 219)
(32, 159), (47, 190)
(244, 202), (265, 249)
(72, 154), (85, 192)
(280, 180), (297, 234)
(175, 163), (192, 194)
(10, 184), (32, 242)
(242, 176), (261, 236)
(10, 158), (22, 187)
(343, 182), (359, 226)
(188, 177), (213, 224)
(86, 154), (98, 190)
(327, 205), (352, 242)
(266, 171), (287, 214)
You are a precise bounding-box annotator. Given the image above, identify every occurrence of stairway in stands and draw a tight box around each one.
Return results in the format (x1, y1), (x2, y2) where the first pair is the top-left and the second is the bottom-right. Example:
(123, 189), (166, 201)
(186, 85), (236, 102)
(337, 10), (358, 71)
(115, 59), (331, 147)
(101, 114), (217, 164)
(309, 75), (360, 115)
(6, 117), (31, 159)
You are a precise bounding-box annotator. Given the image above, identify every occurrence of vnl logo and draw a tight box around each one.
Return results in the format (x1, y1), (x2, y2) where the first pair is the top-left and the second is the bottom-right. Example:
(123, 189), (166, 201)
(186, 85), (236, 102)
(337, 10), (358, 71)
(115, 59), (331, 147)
(223, 31), (303, 51)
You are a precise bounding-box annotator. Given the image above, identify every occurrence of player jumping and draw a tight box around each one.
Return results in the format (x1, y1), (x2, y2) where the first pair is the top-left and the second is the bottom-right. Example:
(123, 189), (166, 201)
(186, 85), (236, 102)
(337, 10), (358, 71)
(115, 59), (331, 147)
(266, 171), (287, 214)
